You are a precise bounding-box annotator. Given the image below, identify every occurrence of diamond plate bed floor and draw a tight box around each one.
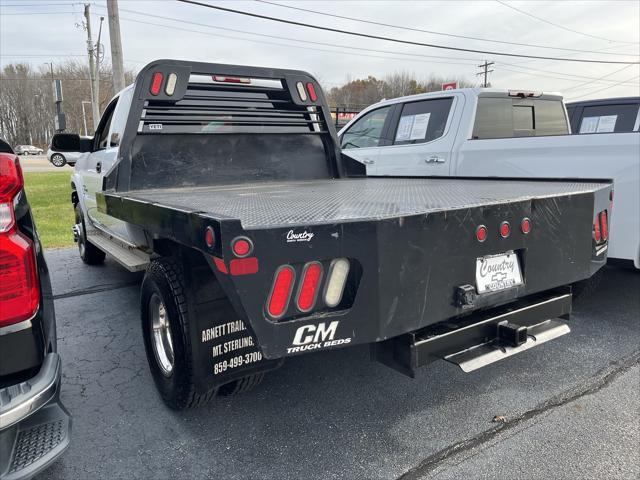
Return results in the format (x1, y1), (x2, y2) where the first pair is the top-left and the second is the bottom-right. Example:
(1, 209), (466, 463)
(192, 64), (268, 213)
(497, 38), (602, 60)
(117, 178), (606, 229)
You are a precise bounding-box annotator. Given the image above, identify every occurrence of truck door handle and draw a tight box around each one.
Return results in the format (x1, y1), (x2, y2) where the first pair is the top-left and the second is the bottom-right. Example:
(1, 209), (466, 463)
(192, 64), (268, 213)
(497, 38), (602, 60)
(96, 161), (102, 174)
(425, 156), (445, 164)
(362, 159), (375, 165)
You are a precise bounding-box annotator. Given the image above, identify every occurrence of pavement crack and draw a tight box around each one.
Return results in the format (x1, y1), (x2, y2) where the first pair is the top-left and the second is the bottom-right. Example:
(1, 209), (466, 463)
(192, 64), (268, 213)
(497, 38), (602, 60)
(397, 351), (640, 480)
(53, 280), (140, 300)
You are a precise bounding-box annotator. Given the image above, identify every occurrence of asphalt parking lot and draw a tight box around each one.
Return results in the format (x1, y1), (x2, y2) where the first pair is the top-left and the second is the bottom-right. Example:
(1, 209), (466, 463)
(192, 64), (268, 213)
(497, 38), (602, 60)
(40, 248), (639, 480)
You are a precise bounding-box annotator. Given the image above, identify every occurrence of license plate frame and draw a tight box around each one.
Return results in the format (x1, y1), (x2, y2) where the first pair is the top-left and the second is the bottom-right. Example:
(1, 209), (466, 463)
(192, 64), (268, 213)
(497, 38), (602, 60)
(475, 251), (523, 294)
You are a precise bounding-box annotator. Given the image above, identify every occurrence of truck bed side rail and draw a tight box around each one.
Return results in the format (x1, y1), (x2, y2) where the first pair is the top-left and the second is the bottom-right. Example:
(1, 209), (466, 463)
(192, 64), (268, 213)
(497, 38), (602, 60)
(105, 60), (343, 192)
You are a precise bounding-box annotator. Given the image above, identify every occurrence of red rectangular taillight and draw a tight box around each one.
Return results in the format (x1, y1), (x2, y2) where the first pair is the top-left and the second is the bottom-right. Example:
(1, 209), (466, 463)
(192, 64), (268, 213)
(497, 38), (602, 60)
(0, 232), (39, 326)
(600, 211), (608, 241)
(0, 153), (39, 327)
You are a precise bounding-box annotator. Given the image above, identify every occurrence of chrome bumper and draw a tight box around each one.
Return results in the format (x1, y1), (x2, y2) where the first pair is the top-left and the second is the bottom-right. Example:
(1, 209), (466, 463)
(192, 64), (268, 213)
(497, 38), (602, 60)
(0, 354), (61, 430)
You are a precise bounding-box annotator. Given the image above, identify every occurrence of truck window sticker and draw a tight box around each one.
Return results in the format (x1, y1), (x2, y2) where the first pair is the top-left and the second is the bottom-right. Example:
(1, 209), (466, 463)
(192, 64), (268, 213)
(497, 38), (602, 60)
(395, 115), (414, 141)
(580, 115), (618, 134)
(410, 113), (431, 140)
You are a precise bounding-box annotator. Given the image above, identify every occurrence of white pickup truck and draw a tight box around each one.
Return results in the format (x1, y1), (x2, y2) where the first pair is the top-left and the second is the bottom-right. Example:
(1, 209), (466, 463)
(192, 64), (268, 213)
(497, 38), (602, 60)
(339, 89), (640, 268)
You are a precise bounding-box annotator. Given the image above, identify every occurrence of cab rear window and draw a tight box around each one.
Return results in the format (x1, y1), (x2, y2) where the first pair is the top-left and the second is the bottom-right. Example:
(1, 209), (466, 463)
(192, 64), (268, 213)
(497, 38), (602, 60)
(472, 97), (568, 139)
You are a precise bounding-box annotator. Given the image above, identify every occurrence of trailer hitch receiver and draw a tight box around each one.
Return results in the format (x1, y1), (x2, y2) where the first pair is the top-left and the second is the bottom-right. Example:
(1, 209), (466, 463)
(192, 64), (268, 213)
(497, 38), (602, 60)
(497, 321), (528, 348)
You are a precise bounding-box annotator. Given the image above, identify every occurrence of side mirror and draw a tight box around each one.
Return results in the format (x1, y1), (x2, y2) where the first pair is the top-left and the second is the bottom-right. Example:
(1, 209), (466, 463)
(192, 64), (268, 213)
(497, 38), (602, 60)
(51, 133), (92, 153)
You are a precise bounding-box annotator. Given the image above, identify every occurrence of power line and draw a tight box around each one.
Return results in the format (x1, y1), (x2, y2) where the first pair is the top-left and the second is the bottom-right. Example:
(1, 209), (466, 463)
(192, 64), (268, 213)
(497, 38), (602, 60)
(256, 0), (637, 57)
(495, 62), (639, 85)
(175, 0), (639, 65)
(113, 14), (479, 69)
(565, 74), (640, 100)
(103, 6), (640, 89)
(1, 11), (80, 15)
(561, 65), (636, 93)
(495, 0), (639, 45)
(107, 5), (640, 87)
(102, 6), (483, 65)
(497, 65), (639, 86)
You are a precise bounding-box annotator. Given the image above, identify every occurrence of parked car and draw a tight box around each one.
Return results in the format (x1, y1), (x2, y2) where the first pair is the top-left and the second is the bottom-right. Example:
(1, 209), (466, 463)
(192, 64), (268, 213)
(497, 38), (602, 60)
(51, 60), (609, 411)
(339, 88), (640, 268)
(566, 96), (640, 134)
(0, 138), (71, 479)
(47, 144), (86, 168)
(14, 145), (43, 155)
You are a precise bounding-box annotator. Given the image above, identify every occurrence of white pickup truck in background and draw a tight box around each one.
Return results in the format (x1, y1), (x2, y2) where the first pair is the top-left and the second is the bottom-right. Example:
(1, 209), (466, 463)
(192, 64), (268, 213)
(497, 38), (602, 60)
(339, 89), (640, 268)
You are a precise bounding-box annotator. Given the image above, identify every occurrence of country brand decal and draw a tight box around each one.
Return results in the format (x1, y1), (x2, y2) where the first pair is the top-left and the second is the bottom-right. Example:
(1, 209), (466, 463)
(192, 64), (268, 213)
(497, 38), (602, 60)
(286, 229), (314, 243)
(478, 257), (516, 281)
(287, 321), (351, 354)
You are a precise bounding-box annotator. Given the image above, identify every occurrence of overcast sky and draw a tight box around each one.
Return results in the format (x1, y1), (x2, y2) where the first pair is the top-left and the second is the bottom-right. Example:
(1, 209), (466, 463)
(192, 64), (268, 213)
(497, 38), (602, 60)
(1, 0), (639, 101)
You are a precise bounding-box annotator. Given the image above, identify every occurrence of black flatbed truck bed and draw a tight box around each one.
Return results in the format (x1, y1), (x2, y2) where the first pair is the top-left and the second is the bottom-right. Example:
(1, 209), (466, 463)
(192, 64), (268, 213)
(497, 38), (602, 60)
(104, 177), (608, 229)
(85, 60), (611, 409)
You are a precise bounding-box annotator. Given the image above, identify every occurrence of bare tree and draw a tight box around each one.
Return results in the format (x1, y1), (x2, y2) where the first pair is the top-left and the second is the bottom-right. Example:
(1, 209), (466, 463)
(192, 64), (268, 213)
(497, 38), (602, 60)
(0, 60), (136, 148)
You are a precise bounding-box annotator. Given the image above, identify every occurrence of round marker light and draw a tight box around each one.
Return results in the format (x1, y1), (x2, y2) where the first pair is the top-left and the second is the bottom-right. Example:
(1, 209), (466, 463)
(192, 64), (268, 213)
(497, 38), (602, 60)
(521, 218), (531, 234)
(204, 227), (215, 248)
(500, 221), (511, 238)
(232, 237), (252, 258)
(476, 225), (487, 242)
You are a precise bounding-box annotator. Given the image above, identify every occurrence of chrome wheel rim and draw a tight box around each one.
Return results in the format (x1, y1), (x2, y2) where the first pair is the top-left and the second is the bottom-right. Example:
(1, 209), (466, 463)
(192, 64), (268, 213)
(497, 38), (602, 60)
(76, 221), (86, 257)
(150, 293), (174, 376)
(52, 154), (64, 166)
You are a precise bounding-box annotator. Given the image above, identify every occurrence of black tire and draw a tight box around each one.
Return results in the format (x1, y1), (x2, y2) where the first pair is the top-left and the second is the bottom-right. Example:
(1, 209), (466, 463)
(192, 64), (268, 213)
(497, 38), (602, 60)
(572, 268), (605, 303)
(218, 373), (265, 396)
(74, 204), (105, 265)
(141, 257), (218, 410)
(50, 153), (66, 167)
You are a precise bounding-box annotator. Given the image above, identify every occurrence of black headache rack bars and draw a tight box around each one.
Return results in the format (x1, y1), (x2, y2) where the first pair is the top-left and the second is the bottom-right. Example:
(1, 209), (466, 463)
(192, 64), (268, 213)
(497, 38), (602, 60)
(104, 60), (343, 192)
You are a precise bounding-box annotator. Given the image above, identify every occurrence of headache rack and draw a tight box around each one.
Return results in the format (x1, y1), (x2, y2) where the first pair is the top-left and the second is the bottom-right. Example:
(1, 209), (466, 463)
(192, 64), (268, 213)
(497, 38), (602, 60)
(105, 60), (343, 193)
(139, 73), (329, 135)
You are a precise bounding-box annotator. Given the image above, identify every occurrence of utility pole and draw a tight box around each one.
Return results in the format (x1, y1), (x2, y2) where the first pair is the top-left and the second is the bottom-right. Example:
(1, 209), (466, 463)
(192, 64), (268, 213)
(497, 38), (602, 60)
(84, 4), (100, 131)
(107, 0), (126, 92)
(43, 62), (55, 132)
(476, 61), (495, 88)
(95, 15), (104, 122)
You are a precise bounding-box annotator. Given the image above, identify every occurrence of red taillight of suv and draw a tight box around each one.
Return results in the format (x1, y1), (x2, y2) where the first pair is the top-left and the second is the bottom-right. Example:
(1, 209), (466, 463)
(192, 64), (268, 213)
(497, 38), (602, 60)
(0, 153), (40, 327)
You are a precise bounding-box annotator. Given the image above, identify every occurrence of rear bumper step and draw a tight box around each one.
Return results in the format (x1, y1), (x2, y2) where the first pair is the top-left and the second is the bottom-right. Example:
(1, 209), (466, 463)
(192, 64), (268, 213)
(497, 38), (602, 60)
(372, 289), (572, 376)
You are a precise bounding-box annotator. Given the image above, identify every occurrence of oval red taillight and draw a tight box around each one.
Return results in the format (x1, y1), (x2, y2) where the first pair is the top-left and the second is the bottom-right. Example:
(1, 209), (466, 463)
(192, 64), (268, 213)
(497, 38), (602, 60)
(296, 262), (323, 312)
(150, 72), (164, 96)
(476, 225), (487, 242)
(268, 266), (295, 318)
(306, 82), (318, 102)
(500, 221), (511, 238)
(205, 227), (215, 249)
(521, 218), (531, 234)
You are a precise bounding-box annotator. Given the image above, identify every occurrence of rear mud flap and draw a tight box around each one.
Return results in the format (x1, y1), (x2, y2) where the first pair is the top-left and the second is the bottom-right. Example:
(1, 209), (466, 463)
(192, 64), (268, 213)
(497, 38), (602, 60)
(372, 289), (572, 377)
(184, 252), (283, 393)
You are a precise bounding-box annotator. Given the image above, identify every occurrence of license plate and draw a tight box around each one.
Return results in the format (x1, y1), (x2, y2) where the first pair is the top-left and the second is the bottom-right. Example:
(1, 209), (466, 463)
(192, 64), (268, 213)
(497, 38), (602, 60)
(475, 251), (523, 294)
